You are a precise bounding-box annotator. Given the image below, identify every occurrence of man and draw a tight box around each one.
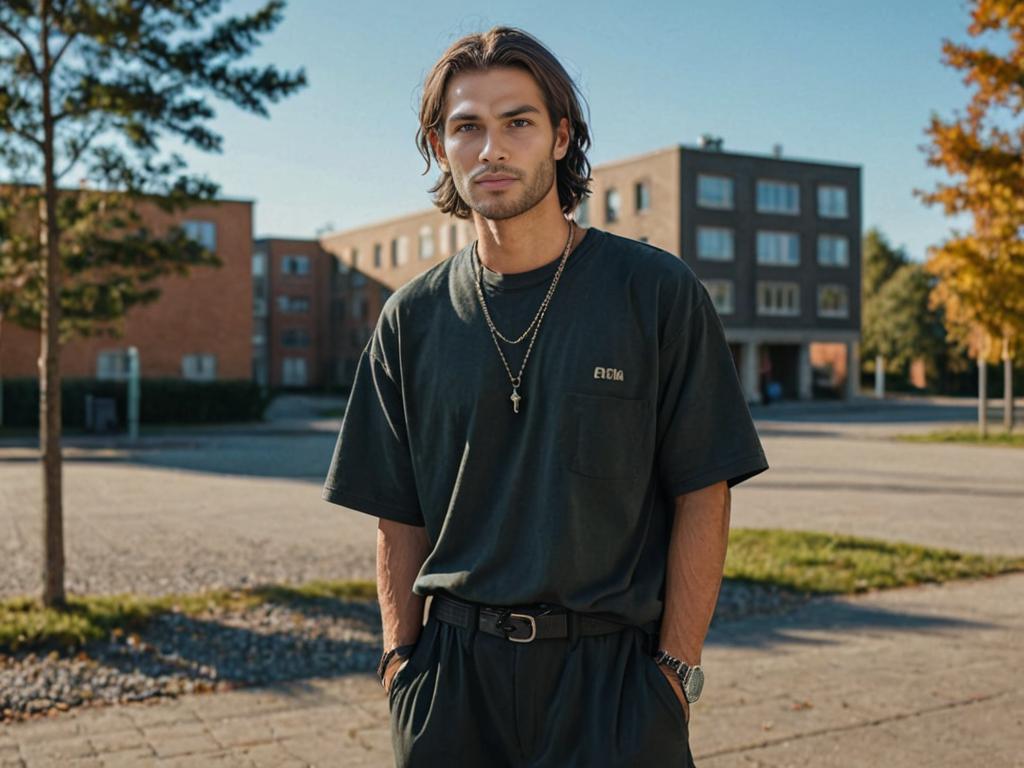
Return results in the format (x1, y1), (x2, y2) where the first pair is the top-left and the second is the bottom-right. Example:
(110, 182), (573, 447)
(322, 26), (769, 768)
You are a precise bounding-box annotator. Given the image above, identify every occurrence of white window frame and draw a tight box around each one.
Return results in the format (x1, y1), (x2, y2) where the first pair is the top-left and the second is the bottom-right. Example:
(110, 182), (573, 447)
(757, 281), (801, 317)
(817, 284), (850, 318)
(635, 180), (651, 212)
(756, 179), (800, 214)
(757, 230), (800, 266)
(182, 353), (217, 381)
(418, 226), (435, 260)
(282, 254), (310, 276)
(252, 252), (266, 277)
(96, 349), (129, 381)
(182, 219), (217, 251)
(702, 279), (735, 315)
(697, 226), (734, 261)
(697, 174), (734, 209)
(605, 188), (621, 223)
(817, 234), (850, 267)
(817, 184), (849, 218)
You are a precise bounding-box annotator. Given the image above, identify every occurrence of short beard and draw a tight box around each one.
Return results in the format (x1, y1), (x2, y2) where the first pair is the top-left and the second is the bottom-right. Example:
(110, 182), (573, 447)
(457, 155), (556, 221)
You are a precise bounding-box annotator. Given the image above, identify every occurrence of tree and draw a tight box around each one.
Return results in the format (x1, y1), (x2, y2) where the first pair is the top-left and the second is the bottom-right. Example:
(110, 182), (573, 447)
(915, 0), (1024, 436)
(863, 261), (948, 386)
(0, 0), (306, 607)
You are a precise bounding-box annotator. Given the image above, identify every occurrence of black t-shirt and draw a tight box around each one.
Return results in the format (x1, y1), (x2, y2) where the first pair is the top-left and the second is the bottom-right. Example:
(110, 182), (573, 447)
(322, 225), (769, 627)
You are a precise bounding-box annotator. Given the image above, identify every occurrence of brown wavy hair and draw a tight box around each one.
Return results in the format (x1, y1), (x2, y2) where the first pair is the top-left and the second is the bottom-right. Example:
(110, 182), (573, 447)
(415, 26), (593, 220)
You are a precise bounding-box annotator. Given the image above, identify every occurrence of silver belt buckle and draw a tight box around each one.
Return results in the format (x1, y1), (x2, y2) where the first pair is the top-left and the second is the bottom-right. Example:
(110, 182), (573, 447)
(505, 612), (537, 643)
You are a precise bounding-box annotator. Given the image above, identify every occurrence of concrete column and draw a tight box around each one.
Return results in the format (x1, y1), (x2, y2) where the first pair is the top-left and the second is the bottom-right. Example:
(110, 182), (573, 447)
(798, 342), (813, 400)
(742, 341), (761, 404)
(846, 340), (860, 400)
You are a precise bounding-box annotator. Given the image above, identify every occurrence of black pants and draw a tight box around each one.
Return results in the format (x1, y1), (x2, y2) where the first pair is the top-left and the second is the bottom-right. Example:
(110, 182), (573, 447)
(387, 600), (696, 767)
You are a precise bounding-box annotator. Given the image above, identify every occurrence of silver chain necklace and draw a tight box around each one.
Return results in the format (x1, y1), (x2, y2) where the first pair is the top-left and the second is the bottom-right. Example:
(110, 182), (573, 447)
(472, 219), (576, 414)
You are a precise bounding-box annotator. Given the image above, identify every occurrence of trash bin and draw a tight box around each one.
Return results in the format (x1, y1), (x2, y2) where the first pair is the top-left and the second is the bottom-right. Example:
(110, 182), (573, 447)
(84, 394), (119, 433)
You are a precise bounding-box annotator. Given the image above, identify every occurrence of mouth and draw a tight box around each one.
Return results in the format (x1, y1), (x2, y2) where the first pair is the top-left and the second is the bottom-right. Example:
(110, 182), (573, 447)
(476, 177), (518, 190)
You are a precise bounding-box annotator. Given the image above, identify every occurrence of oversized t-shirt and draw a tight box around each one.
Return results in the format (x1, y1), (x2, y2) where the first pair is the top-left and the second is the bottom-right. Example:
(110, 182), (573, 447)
(322, 225), (769, 627)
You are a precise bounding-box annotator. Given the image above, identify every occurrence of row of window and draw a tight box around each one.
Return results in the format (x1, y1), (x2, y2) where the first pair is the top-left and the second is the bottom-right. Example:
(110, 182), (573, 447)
(573, 180), (652, 227)
(698, 176), (849, 218)
(252, 252), (311, 277)
(701, 280), (851, 319)
(96, 351), (217, 381)
(697, 229), (850, 267)
(349, 221), (475, 272)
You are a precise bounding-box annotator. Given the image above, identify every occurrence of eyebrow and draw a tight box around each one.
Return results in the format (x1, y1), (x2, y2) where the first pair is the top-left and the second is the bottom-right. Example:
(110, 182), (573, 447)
(446, 104), (542, 125)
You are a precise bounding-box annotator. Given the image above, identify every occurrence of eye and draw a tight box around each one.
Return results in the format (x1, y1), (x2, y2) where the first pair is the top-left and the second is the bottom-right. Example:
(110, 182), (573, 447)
(511, 119), (531, 127)
(455, 124), (476, 132)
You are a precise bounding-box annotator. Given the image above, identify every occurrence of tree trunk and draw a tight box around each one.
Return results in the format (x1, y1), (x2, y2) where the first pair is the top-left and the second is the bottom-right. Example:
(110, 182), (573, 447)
(39, 0), (66, 608)
(1004, 336), (1014, 435)
(978, 355), (988, 439)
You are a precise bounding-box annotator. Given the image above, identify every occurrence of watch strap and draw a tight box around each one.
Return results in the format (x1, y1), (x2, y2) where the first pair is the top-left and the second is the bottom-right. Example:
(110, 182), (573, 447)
(377, 643), (416, 687)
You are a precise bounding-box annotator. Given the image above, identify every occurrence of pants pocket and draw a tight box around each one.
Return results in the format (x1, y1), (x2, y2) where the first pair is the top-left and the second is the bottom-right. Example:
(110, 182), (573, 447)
(640, 648), (689, 730)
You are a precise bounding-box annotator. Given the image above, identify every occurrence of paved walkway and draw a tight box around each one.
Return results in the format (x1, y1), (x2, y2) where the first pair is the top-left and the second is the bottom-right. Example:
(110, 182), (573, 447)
(3, 571), (1021, 767)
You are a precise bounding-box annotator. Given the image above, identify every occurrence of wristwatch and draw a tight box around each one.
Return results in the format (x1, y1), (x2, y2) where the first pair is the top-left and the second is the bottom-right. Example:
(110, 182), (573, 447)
(653, 649), (705, 703)
(376, 643), (416, 688)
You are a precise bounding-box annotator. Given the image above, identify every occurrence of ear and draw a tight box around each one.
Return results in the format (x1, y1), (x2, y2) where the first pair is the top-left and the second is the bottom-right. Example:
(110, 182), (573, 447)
(429, 128), (450, 173)
(553, 116), (571, 162)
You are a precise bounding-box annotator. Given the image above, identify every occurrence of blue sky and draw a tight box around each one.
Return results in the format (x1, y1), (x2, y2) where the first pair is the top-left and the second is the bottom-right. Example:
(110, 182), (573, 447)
(171, 0), (984, 261)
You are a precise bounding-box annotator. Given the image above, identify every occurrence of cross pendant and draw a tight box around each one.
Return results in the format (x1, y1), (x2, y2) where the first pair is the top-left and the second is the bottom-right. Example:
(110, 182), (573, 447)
(510, 388), (522, 414)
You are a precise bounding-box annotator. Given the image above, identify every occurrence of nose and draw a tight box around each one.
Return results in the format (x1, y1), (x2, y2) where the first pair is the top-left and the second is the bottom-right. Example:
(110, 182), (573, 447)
(478, 128), (508, 164)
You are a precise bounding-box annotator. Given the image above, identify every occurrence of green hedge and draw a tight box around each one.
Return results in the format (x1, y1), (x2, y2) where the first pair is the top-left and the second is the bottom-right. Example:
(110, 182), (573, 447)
(0, 377), (269, 427)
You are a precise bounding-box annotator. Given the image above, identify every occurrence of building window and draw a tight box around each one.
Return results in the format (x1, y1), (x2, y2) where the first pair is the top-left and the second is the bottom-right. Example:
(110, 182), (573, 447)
(281, 254), (310, 275)
(817, 284), (850, 318)
(756, 180), (800, 214)
(390, 238), (398, 268)
(182, 353), (217, 381)
(575, 198), (589, 226)
(697, 174), (734, 209)
(416, 227), (434, 260)
(635, 181), (651, 212)
(277, 295), (309, 313)
(373, 243), (382, 268)
(398, 235), (410, 265)
(817, 234), (850, 267)
(252, 252), (266, 277)
(350, 247), (359, 269)
(282, 357), (308, 386)
(818, 185), (849, 218)
(702, 279), (735, 315)
(757, 231), (800, 266)
(605, 188), (621, 223)
(96, 349), (128, 380)
(697, 227), (734, 261)
(281, 328), (311, 348)
(757, 281), (801, 317)
(182, 220), (217, 251)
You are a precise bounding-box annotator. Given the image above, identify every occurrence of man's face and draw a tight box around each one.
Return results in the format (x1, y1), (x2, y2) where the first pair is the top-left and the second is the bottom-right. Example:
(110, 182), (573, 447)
(432, 66), (569, 221)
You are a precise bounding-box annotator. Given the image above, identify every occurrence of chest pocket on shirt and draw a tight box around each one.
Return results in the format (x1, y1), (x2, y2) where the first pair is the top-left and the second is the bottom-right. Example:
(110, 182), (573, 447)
(560, 391), (651, 481)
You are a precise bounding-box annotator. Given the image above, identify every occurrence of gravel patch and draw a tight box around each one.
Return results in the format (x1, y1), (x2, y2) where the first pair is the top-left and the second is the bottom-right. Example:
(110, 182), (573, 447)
(0, 579), (812, 724)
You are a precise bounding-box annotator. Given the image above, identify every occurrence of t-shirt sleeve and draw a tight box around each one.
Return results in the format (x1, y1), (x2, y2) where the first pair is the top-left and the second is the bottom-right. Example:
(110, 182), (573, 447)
(655, 280), (769, 498)
(321, 321), (424, 526)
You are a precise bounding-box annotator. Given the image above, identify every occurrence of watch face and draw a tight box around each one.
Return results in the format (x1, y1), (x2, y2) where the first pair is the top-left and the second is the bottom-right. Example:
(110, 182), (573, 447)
(684, 666), (704, 702)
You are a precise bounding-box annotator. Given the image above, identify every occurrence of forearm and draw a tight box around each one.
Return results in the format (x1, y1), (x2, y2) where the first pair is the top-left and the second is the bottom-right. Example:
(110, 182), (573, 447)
(377, 518), (432, 651)
(658, 481), (731, 664)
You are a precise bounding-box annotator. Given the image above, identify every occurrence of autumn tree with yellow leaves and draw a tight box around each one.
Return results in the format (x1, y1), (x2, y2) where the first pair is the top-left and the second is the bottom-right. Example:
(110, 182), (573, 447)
(916, 0), (1024, 435)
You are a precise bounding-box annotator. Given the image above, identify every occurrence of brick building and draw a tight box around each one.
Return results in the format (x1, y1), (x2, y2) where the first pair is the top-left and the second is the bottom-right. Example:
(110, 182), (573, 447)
(1, 192), (254, 385)
(317, 139), (861, 401)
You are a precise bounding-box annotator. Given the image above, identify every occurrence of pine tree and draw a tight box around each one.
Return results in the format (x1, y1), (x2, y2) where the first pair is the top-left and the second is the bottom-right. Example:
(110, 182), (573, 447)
(0, 0), (307, 606)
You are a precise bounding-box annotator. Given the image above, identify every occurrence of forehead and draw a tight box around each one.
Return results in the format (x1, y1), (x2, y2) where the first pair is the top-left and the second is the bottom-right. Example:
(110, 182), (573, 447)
(443, 66), (547, 119)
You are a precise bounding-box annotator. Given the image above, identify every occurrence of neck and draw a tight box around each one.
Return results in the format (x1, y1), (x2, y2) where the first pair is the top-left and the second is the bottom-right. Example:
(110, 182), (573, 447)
(473, 202), (585, 275)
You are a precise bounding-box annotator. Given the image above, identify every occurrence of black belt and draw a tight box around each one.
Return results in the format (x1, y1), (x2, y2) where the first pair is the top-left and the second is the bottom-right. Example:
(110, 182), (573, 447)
(430, 593), (659, 645)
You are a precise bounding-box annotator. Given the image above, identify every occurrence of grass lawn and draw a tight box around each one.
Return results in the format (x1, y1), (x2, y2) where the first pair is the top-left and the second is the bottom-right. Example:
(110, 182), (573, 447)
(4, 529), (1022, 655)
(894, 427), (1024, 447)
